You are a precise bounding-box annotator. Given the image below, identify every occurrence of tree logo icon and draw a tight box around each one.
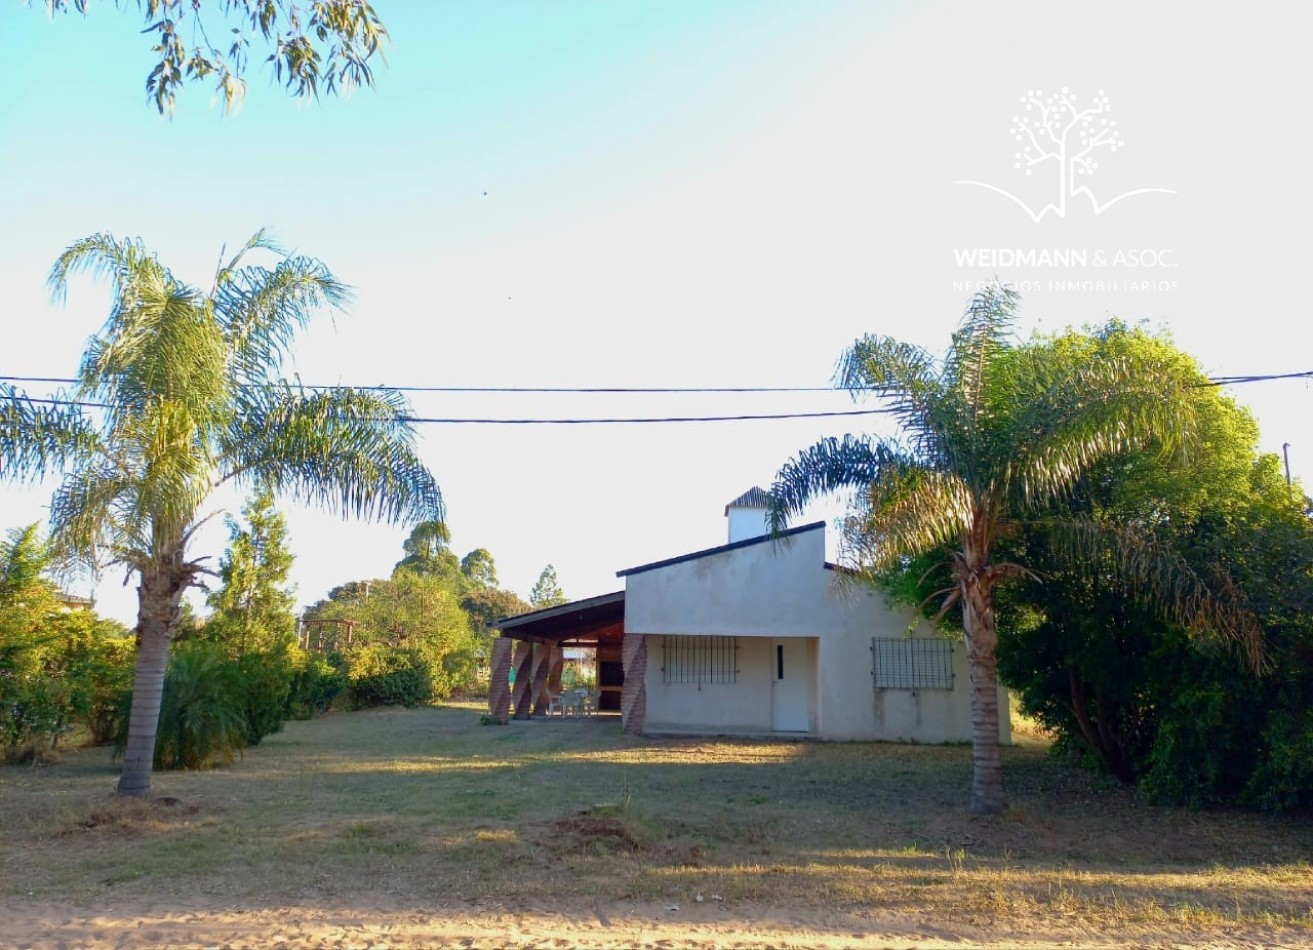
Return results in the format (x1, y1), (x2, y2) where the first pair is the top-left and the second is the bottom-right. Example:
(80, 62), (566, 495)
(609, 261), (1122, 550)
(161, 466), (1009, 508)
(957, 88), (1175, 222)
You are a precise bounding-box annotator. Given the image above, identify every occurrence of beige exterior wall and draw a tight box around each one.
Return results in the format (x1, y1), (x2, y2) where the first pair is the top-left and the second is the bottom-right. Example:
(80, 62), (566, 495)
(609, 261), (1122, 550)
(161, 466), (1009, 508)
(625, 524), (1010, 744)
(643, 635), (774, 733)
(818, 631), (1011, 744)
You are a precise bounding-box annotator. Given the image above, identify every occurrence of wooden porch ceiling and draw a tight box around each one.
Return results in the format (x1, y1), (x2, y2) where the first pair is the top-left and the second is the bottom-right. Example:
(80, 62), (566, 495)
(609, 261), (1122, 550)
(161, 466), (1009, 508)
(496, 591), (625, 645)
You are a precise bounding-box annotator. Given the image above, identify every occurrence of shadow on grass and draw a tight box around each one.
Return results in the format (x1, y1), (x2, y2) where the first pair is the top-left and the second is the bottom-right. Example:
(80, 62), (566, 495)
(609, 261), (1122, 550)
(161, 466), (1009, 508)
(3, 704), (1311, 931)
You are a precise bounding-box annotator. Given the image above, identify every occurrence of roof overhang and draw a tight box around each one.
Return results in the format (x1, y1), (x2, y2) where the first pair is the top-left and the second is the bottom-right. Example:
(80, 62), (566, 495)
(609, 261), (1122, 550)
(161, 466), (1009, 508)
(617, 521), (825, 578)
(496, 590), (625, 644)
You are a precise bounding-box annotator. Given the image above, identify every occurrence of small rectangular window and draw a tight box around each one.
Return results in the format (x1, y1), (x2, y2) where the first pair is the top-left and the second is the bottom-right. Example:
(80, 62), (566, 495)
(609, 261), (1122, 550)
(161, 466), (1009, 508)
(871, 637), (954, 690)
(776, 644), (784, 680)
(662, 636), (738, 685)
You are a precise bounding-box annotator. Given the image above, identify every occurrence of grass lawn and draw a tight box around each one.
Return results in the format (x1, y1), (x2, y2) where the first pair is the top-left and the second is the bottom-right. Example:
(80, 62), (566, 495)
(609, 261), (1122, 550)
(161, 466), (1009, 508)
(1, 703), (1310, 946)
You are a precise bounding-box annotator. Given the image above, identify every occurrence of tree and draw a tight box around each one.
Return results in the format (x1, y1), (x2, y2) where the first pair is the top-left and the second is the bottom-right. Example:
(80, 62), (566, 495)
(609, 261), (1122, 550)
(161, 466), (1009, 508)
(989, 329), (1313, 807)
(311, 570), (475, 698)
(32, 0), (390, 115)
(461, 585), (529, 635)
(394, 520), (461, 581)
(0, 524), (56, 601)
(767, 287), (1259, 814)
(0, 524), (133, 757)
(530, 564), (567, 609)
(34, 230), (442, 796)
(460, 548), (498, 589)
(992, 322), (1260, 783)
(204, 486), (297, 658)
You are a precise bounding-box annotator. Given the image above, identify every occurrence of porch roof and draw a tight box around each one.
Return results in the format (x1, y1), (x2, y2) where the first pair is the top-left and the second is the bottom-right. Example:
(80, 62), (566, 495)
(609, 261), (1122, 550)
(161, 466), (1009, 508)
(495, 590), (625, 645)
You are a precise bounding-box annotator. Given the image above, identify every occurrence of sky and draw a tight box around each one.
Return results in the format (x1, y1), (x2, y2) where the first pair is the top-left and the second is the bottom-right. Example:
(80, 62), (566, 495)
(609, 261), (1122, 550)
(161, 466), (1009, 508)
(1, 1), (1310, 625)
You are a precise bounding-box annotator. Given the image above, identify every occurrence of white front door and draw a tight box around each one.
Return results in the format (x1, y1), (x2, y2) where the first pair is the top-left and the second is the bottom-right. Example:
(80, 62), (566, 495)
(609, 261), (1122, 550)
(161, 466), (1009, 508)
(771, 638), (810, 732)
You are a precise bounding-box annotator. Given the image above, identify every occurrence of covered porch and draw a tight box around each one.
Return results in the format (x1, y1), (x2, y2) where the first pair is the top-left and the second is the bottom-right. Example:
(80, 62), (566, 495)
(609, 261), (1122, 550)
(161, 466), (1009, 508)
(488, 591), (645, 732)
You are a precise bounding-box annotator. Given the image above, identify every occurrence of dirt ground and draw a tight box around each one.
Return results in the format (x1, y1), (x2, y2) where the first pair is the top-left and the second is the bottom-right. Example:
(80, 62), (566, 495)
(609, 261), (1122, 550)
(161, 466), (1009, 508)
(5, 897), (1311, 950)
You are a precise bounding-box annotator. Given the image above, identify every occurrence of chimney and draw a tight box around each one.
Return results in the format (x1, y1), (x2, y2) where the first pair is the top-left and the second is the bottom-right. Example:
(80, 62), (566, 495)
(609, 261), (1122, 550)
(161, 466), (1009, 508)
(724, 486), (771, 543)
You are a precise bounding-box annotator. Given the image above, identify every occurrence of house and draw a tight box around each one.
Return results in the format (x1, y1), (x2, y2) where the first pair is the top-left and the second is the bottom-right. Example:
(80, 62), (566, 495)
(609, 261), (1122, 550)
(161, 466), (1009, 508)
(489, 489), (1009, 745)
(55, 592), (95, 613)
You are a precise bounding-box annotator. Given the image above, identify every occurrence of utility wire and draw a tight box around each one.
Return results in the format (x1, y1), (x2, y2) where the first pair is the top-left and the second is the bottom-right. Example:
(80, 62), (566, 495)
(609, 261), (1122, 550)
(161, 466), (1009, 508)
(394, 409), (897, 425)
(4, 372), (1313, 393)
(6, 393), (895, 424)
(1198, 370), (1313, 387)
(0, 375), (844, 393)
(2, 371), (1309, 425)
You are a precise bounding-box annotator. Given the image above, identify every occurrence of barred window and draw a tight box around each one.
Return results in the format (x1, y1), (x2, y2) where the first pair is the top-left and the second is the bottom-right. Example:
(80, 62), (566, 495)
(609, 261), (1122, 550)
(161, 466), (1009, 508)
(662, 636), (738, 685)
(871, 637), (954, 690)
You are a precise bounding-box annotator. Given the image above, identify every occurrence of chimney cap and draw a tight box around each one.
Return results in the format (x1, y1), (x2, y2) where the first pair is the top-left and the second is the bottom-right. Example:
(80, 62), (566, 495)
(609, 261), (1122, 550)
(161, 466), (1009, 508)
(724, 486), (771, 516)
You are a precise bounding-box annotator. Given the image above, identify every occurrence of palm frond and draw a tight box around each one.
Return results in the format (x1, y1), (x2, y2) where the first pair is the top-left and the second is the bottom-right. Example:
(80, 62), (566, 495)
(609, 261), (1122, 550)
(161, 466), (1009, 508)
(48, 463), (143, 575)
(46, 404), (214, 576)
(214, 246), (350, 383)
(843, 467), (974, 571)
(1034, 516), (1265, 671)
(222, 384), (443, 526)
(47, 233), (150, 307)
(1003, 353), (1197, 509)
(839, 333), (960, 467)
(943, 284), (1020, 411)
(0, 385), (96, 481)
(935, 285), (1021, 487)
(128, 404), (220, 547)
(76, 280), (229, 425)
(767, 434), (908, 533)
(212, 228), (287, 291)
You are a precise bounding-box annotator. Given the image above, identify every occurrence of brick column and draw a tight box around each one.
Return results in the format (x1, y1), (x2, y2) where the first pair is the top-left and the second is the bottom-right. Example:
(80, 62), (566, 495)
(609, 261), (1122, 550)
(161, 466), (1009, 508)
(547, 646), (565, 696)
(487, 637), (512, 723)
(531, 643), (553, 716)
(511, 639), (535, 719)
(621, 634), (647, 735)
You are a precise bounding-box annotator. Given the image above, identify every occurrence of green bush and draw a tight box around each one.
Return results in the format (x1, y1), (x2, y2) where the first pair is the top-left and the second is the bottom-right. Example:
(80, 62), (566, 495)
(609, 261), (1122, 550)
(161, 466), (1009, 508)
(1, 609), (135, 760)
(236, 650), (294, 747)
(1, 672), (67, 759)
(73, 634), (136, 745)
(1243, 713), (1313, 811)
(119, 641), (248, 770)
(348, 645), (432, 708)
(287, 649), (348, 718)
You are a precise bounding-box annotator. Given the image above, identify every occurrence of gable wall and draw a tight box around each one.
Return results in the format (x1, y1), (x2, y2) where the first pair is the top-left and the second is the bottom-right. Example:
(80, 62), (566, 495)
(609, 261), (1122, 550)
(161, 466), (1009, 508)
(625, 528), (904, 639)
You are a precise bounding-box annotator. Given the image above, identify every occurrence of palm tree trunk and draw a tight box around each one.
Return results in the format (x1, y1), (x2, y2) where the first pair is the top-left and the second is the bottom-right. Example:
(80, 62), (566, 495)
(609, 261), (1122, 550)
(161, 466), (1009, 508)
(117, 560), (187, 797)
(961, 579), (1006, 815)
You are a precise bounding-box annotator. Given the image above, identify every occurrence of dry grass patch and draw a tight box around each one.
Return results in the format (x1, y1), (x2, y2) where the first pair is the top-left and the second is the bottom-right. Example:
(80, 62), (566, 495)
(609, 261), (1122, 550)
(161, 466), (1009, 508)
(69, 796), (207, 835)
(1, 702), (1310, 945)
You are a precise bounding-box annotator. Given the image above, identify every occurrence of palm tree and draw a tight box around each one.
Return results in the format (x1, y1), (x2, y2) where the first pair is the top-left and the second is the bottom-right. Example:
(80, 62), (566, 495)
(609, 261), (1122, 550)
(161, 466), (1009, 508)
(767, 286), (1259, 814)
(32, 230), (443, 797)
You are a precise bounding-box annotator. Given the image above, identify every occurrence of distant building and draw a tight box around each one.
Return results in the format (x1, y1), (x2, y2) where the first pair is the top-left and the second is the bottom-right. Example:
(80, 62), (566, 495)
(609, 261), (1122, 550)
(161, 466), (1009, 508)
(490, 489), (1008, 744)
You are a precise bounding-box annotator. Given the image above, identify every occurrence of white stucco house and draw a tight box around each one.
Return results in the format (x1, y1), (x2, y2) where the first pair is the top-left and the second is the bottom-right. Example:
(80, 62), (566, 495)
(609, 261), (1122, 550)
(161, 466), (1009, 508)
(490, 488), (1008, 745)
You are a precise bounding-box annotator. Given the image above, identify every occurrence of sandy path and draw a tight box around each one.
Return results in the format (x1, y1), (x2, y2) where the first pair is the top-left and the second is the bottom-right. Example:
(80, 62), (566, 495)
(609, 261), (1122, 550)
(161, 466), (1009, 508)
(1, 898), (1305, 950)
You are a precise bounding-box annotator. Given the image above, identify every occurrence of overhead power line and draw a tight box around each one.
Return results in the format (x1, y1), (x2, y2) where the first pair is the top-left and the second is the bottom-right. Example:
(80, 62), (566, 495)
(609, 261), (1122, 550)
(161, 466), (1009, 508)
(4, 372), (1313, 393)
(0, 375), (840, 393)
(6, 393), (895, 425)
(2, 370), (1309, 425)
(395, 409), (897, 424)
(1198, 370), (1313, 387)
